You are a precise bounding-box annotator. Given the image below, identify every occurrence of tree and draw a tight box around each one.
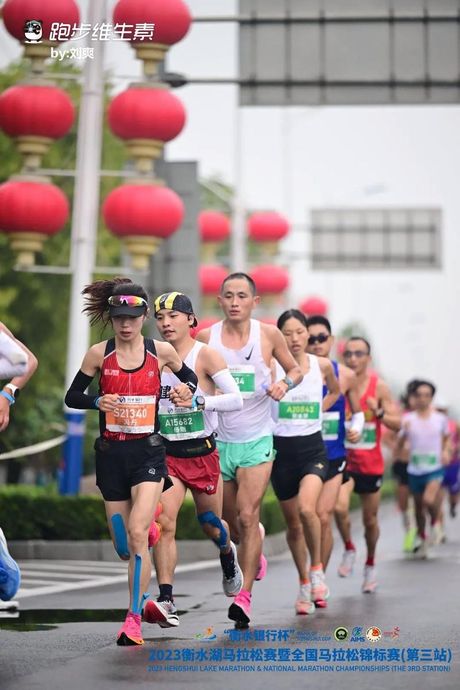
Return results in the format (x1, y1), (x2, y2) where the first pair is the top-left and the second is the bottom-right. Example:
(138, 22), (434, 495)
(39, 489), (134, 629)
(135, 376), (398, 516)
(0, 58), (126, 479)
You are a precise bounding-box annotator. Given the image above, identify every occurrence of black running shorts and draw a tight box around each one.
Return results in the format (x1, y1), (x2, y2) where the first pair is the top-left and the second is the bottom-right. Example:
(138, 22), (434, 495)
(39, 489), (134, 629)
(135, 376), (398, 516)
(325, 456), (347, 482)
(392, 459), (409, 486)
(271, 431), (328, 501)
(349, 471), (383, 494)
(95, 434), (172, 501)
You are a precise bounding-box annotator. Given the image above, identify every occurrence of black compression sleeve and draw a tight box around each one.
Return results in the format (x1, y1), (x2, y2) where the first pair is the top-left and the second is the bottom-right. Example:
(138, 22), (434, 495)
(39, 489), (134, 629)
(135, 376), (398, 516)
(65, 370), (98, 410)
(174, 362), (198, 393)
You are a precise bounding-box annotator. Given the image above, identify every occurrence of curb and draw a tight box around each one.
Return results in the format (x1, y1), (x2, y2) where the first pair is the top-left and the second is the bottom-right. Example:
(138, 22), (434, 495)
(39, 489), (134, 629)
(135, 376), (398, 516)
(9, 531), (288, 564)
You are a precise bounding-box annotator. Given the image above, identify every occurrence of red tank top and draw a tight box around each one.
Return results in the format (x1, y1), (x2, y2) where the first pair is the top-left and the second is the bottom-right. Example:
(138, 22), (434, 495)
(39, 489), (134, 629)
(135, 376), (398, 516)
(346, 373), (383, 475)
(99, 338), (161, 441)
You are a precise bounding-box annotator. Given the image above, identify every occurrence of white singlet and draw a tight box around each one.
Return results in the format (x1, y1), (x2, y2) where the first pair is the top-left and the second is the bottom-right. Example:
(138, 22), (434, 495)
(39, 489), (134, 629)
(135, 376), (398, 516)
(272, 355), (323, 437)
(159, 341), (217, 441)
(208, 319), (272, 442)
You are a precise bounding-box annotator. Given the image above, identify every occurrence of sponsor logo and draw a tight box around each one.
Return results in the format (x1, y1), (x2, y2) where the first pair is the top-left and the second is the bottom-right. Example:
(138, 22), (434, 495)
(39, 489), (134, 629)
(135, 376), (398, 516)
(350, 626), (366, 642)
(105, 369), (119, 376)
(148, 468), (156, 476)
(194, 626), (217, 641)
(244, 346), (254, 361)
(334, 627), (349, 642)
(383, 626), (400, 639)
(24, 19), (42, 43)
(366, 626), (382, 642)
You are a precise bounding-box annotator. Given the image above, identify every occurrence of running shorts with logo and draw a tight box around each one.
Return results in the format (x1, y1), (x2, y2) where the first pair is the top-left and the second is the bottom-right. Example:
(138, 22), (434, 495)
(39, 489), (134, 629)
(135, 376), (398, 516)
(95, 434), (171, 501)
(325, 456), (347, 482)
(217, 436), (275, 482)
(349, 471), (383, 494)
(271, 431), (328, 501)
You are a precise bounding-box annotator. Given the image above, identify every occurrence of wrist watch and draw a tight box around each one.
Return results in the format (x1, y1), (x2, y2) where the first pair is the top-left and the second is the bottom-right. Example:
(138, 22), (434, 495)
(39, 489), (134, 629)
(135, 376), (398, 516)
(4, 384), (20, 400)
(375, 408), (385, 420)
(193, 395), (206, 411)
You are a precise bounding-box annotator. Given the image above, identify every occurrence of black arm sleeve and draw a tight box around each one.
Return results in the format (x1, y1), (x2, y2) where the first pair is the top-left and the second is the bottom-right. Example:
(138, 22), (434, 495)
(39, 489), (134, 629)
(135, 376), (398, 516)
(174, 362), (198, 394)
(65, 370), (99, 410)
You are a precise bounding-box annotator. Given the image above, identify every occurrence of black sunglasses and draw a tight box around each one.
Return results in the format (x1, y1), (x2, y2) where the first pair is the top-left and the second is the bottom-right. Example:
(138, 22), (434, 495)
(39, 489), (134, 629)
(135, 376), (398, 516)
(308, 333), (329, 345)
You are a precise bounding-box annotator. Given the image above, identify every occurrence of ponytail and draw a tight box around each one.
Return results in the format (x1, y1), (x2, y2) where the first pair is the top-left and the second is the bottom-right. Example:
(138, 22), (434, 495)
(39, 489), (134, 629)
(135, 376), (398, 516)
(82, 277), (133, 327)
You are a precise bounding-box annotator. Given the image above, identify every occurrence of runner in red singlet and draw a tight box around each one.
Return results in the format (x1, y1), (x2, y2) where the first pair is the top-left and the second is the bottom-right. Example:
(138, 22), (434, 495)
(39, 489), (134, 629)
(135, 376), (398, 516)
(65, 278), (198, 646)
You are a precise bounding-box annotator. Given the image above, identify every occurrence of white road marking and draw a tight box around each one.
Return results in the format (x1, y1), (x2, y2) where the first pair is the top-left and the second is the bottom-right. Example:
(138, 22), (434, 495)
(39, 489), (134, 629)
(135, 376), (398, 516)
(16, 559), (221, 599)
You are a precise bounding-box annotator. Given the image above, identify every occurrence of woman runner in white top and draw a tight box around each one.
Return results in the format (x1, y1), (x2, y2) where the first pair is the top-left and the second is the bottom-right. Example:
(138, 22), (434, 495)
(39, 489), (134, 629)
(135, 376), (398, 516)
(271, 309), (339, 614)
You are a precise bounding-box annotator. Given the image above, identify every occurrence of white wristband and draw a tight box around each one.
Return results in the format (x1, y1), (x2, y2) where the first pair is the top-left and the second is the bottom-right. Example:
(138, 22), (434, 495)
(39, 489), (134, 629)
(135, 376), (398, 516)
(350, 411), (365, 435)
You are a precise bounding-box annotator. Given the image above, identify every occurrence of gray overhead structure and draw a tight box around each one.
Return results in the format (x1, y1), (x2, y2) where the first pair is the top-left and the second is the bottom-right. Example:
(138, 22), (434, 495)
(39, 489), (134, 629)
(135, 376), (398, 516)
(239, 0), (460, 106)
(146, 160), (201, 333)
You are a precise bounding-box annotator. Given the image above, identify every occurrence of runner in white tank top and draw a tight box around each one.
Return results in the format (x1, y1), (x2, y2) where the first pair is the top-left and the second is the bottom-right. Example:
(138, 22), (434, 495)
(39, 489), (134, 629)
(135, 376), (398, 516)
(271, 310), (339, 614)
(197, 272), (302, 628)
(149, 292), (244, 629)
(208, 318), (272, 442)
(395, 380), (450, 558)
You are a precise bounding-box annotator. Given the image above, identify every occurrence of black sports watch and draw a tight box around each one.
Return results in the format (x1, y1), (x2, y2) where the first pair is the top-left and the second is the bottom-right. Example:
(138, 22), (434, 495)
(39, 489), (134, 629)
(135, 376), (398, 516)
(194, 395), (206, 411)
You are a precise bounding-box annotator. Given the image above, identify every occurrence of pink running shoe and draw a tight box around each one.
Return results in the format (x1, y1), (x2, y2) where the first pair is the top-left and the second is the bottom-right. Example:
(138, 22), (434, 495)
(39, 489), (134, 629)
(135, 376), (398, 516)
(255, 523), (267, 581)
(228, 591), (251, 627)
(311, 569), (330, 607)
(148, 503), (163, 548)
(295, 584), (315, 616)
(337, 548), (356, 578)
(116, 611), (143, 646)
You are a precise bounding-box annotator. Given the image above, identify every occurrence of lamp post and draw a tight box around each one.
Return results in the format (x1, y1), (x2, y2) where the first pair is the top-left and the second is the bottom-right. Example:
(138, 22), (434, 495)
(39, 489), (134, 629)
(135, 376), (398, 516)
(61, 0), (107, 495)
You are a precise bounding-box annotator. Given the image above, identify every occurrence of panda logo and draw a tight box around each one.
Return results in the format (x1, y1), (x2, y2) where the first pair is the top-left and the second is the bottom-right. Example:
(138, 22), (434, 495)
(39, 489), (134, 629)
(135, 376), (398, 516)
(23, 20), (43, 43)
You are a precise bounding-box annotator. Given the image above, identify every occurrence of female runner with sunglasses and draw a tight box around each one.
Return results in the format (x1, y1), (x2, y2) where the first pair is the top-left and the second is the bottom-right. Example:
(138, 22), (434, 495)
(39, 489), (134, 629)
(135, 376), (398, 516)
(65, 278), (198, 646)
(270, 309), (340, 614)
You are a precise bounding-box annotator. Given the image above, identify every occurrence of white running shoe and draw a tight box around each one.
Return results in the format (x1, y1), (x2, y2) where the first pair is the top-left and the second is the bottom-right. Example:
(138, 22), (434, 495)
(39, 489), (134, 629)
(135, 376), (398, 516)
(295, 584), (315, 615)
(338, 549), (356, 578)
(362, 565), (377, 593)
(412, 535), (429, 559)
(310, 569), (330, 604)
(222, 541), (243, 597)
(429, 522), (445, 546)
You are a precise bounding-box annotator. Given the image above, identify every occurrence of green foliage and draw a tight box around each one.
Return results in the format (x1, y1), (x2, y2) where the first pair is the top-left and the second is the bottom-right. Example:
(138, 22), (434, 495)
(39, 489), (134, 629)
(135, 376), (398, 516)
(0, 59), (125, 471)
(0, 480), (396, 540)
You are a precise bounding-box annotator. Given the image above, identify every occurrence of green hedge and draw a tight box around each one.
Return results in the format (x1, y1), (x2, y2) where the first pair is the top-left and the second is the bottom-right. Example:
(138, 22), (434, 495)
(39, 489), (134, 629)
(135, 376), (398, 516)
(0, 480), (395, 541)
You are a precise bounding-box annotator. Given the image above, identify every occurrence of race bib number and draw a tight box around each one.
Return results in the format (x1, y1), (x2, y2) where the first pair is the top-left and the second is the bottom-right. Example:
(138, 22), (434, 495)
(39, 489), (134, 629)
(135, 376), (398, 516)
(229, 364), (255, 398)
(158, 407), (205, 441)
(411, 453), (438, 471)
(345, 422), (377, 449)
(106, 395), (155, 434)
(322, 411), (340, 440)
(279, 401), (320, 421)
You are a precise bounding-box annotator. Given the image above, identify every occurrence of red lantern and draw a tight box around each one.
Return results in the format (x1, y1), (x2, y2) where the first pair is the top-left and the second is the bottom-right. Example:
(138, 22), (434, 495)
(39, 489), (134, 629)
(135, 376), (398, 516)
(199, 265), (227, 295)
(199, 264), (227, 313)
(299, 296), (328, 316)
(250, 265), (289, 295)
(0, 84), (74, 169)
(103, 184), (184, 270)
(2, 0), (80, 73)
(199, 211), (230, 243)
(2, 0), (80, 41)
(199, 210), (230, 262)
(247, 211), (289, 256)
(0, 179), (69, 266)
(113, 0), (192, 77)
(108, 87), (186, 171)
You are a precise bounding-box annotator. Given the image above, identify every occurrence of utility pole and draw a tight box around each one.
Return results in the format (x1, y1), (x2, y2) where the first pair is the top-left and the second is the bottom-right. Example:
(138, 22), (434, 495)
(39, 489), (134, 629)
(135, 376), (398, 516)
(60, 0), (107, 495)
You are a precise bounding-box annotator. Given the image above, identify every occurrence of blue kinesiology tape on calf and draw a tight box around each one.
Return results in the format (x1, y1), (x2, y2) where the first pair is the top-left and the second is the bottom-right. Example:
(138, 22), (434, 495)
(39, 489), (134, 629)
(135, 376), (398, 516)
(111, 513), (129, 559)
(131, 554), (149, 615)
(197, 511), (228, 550)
